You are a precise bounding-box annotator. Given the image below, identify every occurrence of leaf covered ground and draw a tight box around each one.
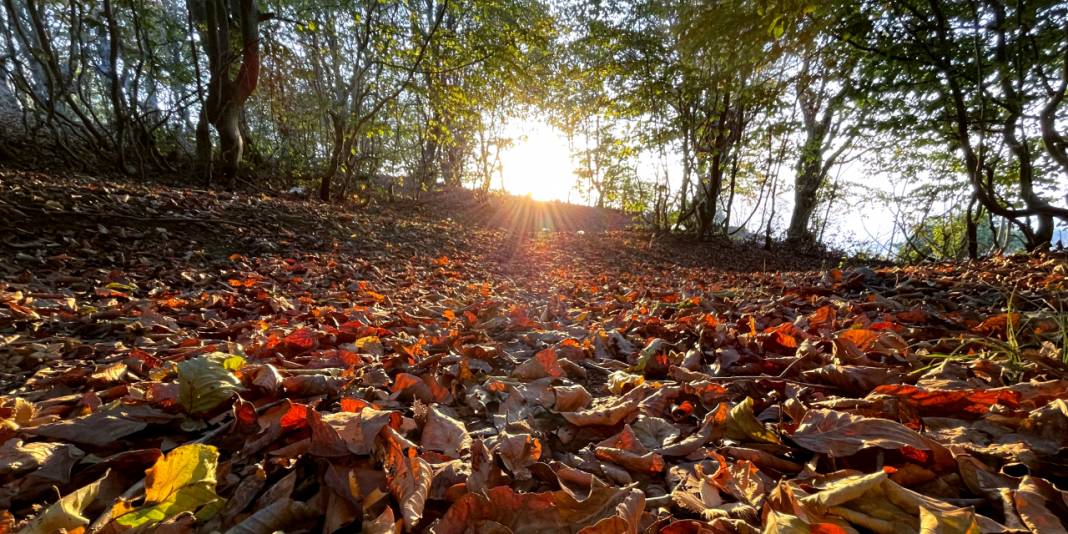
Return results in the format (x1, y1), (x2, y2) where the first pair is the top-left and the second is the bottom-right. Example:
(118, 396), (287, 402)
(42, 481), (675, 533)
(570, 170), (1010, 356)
(2, 170), (1068, 534)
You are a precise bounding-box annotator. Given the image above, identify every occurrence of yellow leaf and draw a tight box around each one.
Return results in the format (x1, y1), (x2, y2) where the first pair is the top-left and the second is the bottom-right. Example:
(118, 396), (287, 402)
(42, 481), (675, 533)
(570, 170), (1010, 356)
(114, 444), (221, 528)
(10, 397), (35, 426)
(713, 398), (780, 444)
(110, 499), (135, 518)
(222, 354), (246, 371)
(919, 504), (981, 534)
(145, 444), (218, 503)
(356, 336), (384, 356)
(177, 353), (243, 414)
(21, 470), (109, 534)
(115, 484), (220, 527)
(607, 371), (644, 395)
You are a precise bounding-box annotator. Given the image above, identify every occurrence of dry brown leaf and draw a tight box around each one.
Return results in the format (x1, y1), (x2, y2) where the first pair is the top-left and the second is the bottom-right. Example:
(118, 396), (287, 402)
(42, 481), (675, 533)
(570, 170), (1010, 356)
(309, 408), (402, 456)
(512, 348), (567, 380)
(790, 409), (943, 459)
(497, 432), (542, 479)
(430, 485), (631, 534)
(562, 397), (639, 427)
(223, 497), (318, 534)
(386, 447), (433, 531)
(420, 405), (471, 458)
(576, 488), (645, 534)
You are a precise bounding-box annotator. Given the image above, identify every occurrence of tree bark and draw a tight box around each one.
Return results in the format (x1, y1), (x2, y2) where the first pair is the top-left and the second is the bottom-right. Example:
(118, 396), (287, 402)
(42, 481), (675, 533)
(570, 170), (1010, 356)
(195, 0), (262, 187)
(787, 135), (823, 244)
(320, 114), (346, 201)
(195, 110), (212, 178)
(966, 194), (978, 260)
(102, 0), (129, 174)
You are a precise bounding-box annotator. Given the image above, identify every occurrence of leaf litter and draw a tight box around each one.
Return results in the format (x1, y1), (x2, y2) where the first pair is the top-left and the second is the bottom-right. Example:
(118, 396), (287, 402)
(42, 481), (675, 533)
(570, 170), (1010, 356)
(1, 171), (1068, 532)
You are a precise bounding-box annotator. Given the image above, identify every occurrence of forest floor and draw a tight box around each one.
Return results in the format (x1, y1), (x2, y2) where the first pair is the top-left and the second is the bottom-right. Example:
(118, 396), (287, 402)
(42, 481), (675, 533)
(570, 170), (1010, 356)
(1, 168), (1067, 533)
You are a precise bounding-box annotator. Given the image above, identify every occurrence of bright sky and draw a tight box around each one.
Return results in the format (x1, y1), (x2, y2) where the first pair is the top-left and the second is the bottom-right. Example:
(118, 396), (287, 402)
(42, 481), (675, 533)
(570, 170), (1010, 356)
(498, 120), (579, 202)
(495, 116), (899, 250)
(493, 116), (1068, 253)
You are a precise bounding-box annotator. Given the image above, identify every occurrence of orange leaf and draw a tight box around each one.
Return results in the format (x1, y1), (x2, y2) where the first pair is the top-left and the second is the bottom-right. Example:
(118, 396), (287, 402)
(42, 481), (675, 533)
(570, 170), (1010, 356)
(871, 384), (1020, 417)
(838, 328), (879, 351)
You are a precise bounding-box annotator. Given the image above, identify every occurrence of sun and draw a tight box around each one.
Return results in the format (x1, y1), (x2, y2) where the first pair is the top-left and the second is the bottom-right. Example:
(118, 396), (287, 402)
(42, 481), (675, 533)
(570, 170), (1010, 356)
(499, 120), (578, 202)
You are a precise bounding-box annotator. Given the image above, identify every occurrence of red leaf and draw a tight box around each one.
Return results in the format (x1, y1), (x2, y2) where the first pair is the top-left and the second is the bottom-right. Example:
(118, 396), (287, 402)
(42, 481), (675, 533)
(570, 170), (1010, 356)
(279, 402), (310, 431)
(282, 328), (317, 354)
(872, 384), (1021, 417)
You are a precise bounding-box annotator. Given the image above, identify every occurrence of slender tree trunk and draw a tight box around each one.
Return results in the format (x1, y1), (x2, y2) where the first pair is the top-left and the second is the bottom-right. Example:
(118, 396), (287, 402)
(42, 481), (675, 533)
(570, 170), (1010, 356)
(817, 177), (838, 244)
(195, 110), (212, 179)
(765, 176), (777, 250)
(966, 194), (979, 260)
(321, 115), (346, 201)
(679, 145), (690, 215)
(102, 0), (129, 174)
(216, 103), (243, 184)
(724, 150), (738, 231)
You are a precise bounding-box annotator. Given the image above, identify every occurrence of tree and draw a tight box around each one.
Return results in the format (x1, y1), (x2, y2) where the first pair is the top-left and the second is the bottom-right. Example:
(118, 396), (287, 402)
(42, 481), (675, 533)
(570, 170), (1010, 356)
(307, 0), (445, 201)
(839, 0), (1068, 250)
(192, 0), (266, 185)
(410, 0), (555, 194)
(783, 19), (864, 245)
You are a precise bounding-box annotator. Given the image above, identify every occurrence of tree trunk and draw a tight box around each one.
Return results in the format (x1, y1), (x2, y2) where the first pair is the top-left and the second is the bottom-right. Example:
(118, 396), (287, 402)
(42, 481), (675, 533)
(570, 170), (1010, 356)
(765, 176), (777, 250)
(966, 194), (978, 260)
(787, 147), (822, 244)
(216, 104), (243, 185)
(102, 0), (129, 174)
(320, 115), (346, 201)
(724, 150), (738, 231)
(787, 92), (829, 244)
(195, 110), (212, 182)
(195, 0), (262, 187)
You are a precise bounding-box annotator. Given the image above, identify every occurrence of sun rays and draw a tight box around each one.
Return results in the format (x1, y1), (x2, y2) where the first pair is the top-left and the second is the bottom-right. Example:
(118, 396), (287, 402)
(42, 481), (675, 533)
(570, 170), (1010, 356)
(498, 120), (578, 203)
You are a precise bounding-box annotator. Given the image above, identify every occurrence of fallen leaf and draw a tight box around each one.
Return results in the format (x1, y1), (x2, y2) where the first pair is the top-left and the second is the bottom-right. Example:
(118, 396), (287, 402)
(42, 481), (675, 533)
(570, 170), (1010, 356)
(512, 348), (566, 380)
(421, 405), (471, 458)
(431, 485), (632, 534)
(562, 397), (639, 427)
(20, 470), (111, 534)
(386, 447), (432, 531)
(789, 409), (940, 458)
(497, 432), (542, 479)
(709, 397), (780, 444)
(114, 443), (222, 527)
(577, 488), (645, 534)
(177, 353), (244, 415)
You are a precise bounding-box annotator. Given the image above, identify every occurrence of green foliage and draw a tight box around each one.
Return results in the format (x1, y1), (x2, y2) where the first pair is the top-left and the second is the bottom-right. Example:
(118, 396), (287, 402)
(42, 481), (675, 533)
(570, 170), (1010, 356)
(2, 0), (1066, 250)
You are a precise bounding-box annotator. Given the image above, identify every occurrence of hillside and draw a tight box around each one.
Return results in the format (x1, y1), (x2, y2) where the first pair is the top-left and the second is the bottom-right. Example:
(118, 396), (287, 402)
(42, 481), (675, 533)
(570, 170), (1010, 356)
(1, 170), (1067, 533)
